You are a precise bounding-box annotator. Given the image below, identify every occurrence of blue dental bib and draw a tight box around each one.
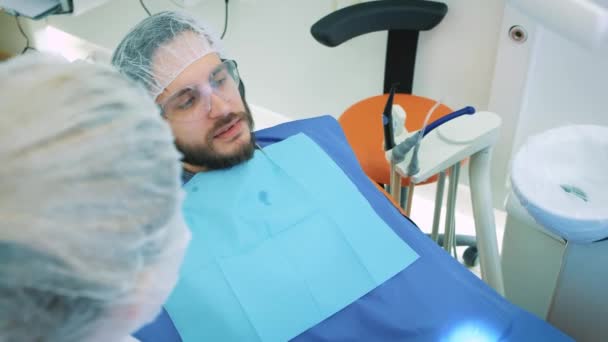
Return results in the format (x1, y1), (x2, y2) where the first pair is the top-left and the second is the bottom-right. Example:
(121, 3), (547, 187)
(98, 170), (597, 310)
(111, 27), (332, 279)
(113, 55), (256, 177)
(166, 133), (419, 341)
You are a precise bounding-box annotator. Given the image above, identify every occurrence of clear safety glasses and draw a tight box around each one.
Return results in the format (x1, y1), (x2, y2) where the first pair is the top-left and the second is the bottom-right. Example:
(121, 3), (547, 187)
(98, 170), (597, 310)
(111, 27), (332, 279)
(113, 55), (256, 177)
(160, 60), (241, 122)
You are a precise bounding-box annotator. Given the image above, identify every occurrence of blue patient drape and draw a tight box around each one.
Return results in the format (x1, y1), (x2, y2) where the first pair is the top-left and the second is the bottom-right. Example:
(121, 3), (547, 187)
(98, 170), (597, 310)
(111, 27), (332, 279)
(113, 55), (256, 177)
(135, 115), (572, 342)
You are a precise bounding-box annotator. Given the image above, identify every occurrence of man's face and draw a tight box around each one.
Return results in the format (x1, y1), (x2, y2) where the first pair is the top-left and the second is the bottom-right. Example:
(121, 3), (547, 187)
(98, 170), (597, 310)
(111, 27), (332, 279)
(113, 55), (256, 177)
(155, 52), (255, 171)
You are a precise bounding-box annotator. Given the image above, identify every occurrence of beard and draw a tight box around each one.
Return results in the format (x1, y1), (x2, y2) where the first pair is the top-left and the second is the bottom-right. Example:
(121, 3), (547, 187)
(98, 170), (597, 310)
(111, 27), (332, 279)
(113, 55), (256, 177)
(177, 108), (256, 170)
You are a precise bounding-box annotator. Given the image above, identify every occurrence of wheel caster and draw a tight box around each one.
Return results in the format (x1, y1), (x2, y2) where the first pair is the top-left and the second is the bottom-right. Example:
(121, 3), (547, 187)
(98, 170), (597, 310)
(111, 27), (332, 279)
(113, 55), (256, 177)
(463, 246), (478, 267)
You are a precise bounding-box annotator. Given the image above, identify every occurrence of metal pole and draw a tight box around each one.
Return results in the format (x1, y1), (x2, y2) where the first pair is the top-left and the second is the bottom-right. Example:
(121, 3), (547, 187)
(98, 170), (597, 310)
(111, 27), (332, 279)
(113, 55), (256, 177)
(389, 163), (402, 205)
(469, 147), (504, 295)
(400, 186), (407, 209)
(443, 163), (460, 253)
(431, 171), (446, 242)
(405, 182), (415, 216)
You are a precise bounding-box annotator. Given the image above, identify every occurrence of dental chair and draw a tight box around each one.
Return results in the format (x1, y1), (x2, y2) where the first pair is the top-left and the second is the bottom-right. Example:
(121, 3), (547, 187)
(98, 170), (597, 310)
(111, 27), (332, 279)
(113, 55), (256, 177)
(310, 0), (478, 265)
(135, 114), (568, 341)
(133, 30), (563, 337)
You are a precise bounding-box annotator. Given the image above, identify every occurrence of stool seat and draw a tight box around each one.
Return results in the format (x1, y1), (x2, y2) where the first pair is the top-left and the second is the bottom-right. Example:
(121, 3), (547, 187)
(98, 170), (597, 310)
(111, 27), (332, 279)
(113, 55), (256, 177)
(339, 93), (452, 186)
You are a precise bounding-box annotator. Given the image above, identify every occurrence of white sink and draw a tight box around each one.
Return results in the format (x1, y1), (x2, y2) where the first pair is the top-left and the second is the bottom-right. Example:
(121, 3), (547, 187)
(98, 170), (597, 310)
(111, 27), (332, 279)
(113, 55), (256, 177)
(511, 125), (608, 243)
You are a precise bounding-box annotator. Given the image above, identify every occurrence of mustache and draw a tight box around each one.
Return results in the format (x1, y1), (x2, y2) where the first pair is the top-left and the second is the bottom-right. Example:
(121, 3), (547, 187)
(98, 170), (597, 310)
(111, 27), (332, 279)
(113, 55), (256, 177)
(211, 111), (252, 134)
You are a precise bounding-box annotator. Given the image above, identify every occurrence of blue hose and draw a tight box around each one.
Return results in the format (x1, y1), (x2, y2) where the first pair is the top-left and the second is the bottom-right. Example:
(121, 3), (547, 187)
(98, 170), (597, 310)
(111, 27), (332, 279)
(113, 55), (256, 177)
(422, 106), (476, 137)
(395, 105), (476, 175)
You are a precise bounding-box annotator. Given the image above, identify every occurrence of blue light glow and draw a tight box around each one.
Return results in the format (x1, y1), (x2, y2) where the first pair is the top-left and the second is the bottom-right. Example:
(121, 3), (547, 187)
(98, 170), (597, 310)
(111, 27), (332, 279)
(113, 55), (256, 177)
(443, 321), (500, 342)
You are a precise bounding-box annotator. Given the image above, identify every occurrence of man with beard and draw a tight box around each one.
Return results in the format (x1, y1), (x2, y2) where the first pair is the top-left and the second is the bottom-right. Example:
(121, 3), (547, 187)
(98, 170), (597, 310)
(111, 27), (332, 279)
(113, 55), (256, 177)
(113, 11), (572, 342)
(113, 14), (256, 179)
(111, 12), (412, 341)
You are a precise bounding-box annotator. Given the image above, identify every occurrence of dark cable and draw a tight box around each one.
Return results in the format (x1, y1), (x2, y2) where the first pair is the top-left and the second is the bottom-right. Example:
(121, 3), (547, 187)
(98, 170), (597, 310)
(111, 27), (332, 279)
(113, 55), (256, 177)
(15, 16), (36, 54)
(220, 0), (229, 39)
(139, 0), (152, 16)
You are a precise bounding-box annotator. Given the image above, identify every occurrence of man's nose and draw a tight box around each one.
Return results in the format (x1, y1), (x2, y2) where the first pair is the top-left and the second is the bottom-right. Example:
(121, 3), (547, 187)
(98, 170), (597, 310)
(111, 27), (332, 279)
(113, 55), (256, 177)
(207, 92), (232, 119)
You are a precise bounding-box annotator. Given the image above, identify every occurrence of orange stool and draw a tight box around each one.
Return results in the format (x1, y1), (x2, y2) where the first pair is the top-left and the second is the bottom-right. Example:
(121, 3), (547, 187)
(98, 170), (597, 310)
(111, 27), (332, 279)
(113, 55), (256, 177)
(339, 93), (453, 188)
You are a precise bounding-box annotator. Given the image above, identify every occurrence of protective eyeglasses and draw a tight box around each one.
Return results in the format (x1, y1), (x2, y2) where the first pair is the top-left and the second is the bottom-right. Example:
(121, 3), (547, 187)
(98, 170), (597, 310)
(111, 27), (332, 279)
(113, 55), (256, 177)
(160, 60), (241, 122)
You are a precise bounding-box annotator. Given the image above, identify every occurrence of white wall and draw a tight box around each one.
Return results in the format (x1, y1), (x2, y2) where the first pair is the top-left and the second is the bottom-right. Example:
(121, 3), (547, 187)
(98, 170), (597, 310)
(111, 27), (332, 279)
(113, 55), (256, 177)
(487, 4), (540, 208)
(37, 0), (385, 118)
(413, 0), (505, 112)
(511, 26), (608, 153)
(14, 0), (506, 120)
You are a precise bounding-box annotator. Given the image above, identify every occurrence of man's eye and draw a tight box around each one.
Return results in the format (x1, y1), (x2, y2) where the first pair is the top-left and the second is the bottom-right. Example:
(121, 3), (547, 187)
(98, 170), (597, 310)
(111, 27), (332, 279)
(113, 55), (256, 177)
(178, 96), (195, 110)
(214, 77), (227, 87)
(212, 68), (230, 87)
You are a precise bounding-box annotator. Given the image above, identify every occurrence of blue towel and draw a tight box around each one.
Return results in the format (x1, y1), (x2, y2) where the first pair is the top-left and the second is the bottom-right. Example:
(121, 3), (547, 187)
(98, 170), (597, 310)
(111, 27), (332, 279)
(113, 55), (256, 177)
(165, 133), (419, 342)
